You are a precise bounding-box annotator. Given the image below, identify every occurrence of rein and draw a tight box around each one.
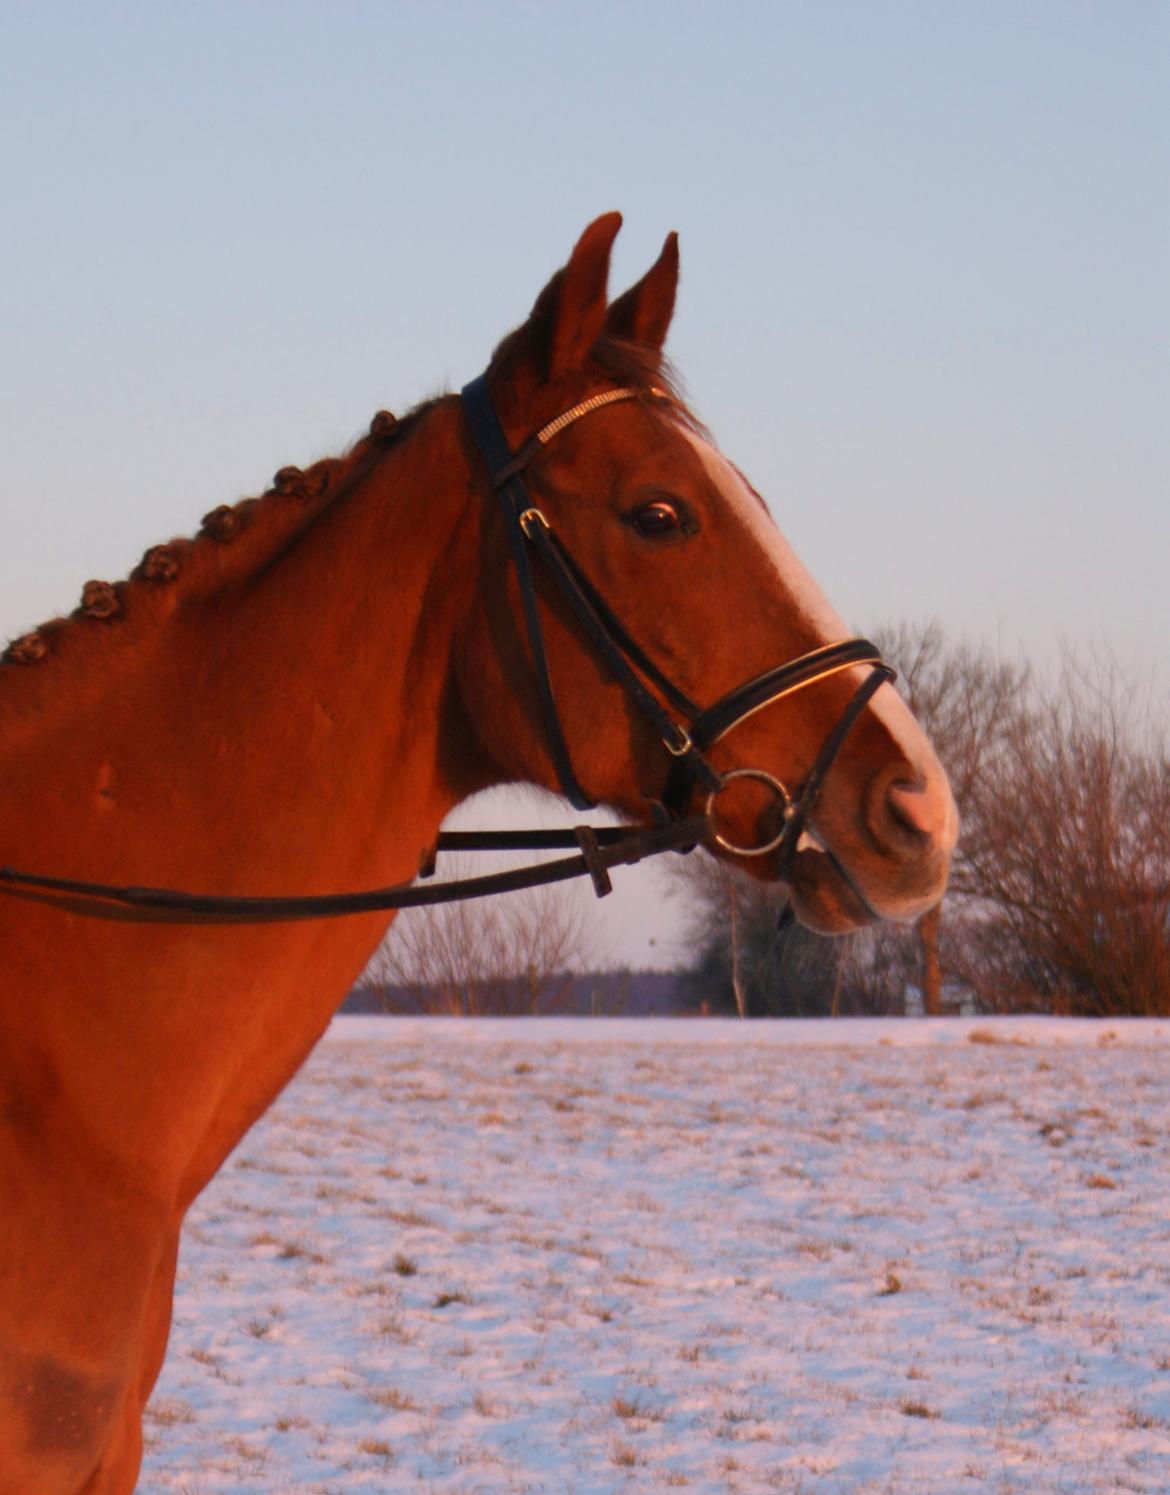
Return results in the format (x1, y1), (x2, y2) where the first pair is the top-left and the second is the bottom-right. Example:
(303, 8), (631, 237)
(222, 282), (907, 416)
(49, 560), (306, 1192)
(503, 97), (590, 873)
(0, 818), (709, 921)
(0, 375), (894, 922)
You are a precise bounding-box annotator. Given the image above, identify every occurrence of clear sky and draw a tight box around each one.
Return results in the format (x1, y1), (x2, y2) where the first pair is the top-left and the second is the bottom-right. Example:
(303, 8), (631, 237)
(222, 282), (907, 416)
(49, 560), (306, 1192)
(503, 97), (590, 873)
(2, 2), (1166, 968)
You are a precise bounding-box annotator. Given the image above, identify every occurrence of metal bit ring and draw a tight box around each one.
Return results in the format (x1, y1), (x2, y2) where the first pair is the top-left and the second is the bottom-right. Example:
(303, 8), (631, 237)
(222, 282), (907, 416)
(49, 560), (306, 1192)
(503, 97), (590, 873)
(705, 768), (794, 857)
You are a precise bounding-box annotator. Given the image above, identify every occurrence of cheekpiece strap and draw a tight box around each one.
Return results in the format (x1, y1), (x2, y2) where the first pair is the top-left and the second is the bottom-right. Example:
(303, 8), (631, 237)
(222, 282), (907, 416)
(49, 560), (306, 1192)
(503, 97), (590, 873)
(461, 374), (595, 810)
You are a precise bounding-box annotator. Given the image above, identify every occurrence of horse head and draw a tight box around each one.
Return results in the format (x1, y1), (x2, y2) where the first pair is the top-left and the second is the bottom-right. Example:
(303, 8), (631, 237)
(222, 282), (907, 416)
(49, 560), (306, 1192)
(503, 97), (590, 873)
(455, 212), (957, 933)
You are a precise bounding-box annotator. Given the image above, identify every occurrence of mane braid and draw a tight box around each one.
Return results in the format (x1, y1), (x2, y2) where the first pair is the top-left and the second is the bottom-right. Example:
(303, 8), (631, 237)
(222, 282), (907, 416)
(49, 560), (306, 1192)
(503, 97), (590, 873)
(0, 397), (442, 704)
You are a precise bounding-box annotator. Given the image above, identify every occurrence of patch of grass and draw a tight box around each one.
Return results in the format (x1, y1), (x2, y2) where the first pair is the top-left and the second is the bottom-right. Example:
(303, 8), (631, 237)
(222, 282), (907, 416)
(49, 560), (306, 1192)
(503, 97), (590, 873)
(1085, 1173), (1118, 1190)
(613, 1393), (654, 1420)
(434, 1290), (469, 1309)
(273, 1413), (310, 1433)
(278, 1240), (325, 1264)
(358, 1437), (395, 1459)
(878, 1271), (903, 1296)
(967, 1027), (1028, 1046)
(223, 1435), (267, 1462)
(368, 1386), (419, 1412)
(722, 1405), (754, 1425)
(365, 1313), (415, 1344)
(383, 1207), (437, 1228)
(145, 1399), (196, 1427)
(611, 1440), (640, 1468)
(392, 1252), (418, 1277)
(1122, 1407), (1165, 1430)
(962, 1089), (1007, 1110)
(899, 1399), (941, 1420)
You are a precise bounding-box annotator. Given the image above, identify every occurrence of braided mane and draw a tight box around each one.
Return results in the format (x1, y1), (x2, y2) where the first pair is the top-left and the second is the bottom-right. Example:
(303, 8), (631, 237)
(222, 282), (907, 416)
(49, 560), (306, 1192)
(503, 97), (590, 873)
(0, 400), (440, 714)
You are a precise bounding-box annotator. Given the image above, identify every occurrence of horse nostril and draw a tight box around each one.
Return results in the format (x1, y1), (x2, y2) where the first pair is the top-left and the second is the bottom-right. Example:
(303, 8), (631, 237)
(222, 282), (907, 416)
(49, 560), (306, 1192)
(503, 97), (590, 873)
(885, 778), (935, 844)
(884, 771), (956, 855)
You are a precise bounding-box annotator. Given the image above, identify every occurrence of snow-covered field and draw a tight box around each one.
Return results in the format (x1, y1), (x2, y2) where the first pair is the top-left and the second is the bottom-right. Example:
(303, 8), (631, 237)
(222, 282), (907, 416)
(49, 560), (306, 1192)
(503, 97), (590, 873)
(142, 1018), (1170, 1494)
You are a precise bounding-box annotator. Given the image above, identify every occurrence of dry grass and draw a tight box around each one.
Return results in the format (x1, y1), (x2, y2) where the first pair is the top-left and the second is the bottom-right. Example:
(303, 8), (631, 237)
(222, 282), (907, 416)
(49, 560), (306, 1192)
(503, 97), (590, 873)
(367, 1386), (419, 1412)
(967, 1028), (1029, 1047)
(357, 1437), (395, 1459)
(610, 1439), (640, 1468)
(899, 1399), (941, 1420)
(145, 1399), (196, 1428)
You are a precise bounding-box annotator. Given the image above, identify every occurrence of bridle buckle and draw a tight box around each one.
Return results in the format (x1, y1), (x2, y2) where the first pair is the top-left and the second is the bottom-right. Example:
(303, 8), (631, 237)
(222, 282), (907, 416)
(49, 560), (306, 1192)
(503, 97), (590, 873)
(519, 507), (550, 540)
(662, 723), (694, 758)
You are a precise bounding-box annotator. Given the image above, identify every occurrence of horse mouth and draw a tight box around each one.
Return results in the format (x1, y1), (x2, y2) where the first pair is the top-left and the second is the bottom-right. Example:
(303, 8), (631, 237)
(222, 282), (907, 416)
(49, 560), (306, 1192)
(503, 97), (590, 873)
(786, 843), (881, 934)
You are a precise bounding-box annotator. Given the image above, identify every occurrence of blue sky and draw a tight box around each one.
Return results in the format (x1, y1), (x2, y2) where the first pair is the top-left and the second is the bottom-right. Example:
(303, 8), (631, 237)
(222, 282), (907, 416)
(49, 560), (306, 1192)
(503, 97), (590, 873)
(2, 2), (1166, 964)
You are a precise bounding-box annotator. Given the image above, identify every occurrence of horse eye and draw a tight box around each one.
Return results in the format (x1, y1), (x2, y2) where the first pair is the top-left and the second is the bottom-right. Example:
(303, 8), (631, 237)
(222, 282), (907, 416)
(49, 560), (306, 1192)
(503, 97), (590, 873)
(630, 500), (685, 537)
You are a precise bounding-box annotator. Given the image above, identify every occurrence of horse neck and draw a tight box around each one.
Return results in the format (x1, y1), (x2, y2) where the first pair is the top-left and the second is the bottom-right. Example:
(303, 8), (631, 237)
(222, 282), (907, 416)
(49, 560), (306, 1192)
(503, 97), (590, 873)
(1, 397), (491, 1204)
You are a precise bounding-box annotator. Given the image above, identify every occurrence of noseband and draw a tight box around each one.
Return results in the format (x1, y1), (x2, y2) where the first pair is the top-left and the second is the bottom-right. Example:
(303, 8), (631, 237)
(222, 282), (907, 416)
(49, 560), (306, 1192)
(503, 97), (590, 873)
(460, 374), (895, 879)
(0, 378), (894, 921)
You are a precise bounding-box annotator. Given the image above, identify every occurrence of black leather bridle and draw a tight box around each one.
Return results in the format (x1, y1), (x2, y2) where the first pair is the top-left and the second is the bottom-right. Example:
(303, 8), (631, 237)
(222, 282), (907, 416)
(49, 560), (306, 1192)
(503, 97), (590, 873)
(460, 373), (895, 881)
(0, 376), (894, 921)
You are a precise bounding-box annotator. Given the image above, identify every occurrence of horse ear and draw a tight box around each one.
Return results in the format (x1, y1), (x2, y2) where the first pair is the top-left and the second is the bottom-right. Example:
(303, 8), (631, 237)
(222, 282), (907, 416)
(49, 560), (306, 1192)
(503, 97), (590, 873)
(526, 212), (623, 378)
(604, 231), (679, 352)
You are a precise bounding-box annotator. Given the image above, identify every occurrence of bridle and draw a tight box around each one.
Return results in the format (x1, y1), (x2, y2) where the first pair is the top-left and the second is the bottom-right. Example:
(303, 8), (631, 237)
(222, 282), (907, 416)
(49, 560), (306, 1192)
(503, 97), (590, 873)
(459, 374), (894, 879)
(0, 375), (894, 922)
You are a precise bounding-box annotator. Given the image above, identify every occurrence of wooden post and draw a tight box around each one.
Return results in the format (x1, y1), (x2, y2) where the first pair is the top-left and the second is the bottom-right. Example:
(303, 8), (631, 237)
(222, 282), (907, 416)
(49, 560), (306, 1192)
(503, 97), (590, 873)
(918, 902), (943, 1016)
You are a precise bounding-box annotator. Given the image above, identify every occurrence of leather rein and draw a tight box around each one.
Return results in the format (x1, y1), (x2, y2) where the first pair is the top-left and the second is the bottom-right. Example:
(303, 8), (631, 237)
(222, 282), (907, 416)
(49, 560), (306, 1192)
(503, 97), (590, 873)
(0, 376), (893, 922)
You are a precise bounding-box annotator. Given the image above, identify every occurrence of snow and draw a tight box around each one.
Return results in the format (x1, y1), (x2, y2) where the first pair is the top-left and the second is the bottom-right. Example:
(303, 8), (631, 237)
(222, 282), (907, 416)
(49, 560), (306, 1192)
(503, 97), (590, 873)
(142, 1017), (1170, 1493)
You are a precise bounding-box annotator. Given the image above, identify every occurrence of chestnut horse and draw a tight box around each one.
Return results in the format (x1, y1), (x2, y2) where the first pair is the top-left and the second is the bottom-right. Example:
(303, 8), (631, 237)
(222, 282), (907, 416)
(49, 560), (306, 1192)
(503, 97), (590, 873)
(0, 214), (956, 1493)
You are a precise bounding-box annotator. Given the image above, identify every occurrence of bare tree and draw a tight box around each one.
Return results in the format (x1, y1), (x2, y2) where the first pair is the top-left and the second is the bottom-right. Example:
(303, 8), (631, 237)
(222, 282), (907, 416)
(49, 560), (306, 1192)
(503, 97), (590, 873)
(947, 653), (1170, 1015)
(364, 872), (587, 1016)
